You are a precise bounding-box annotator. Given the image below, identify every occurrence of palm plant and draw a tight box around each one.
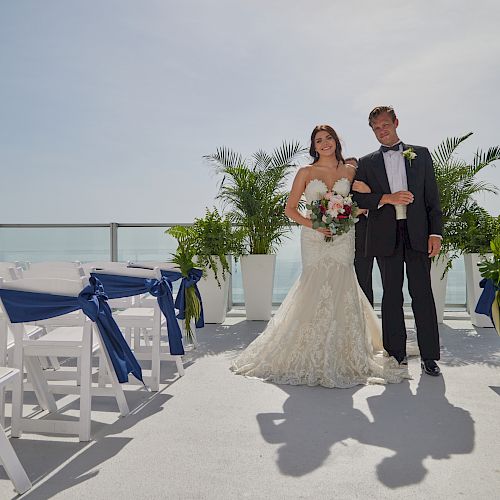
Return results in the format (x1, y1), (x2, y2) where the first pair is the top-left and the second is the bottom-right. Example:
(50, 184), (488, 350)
(431, 132), (500, 268)
(205, 141), (307, 254)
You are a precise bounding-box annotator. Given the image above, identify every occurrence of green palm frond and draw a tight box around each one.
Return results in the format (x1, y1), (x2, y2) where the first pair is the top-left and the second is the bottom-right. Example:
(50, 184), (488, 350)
(270, 140), (307, 168)
(209, 140), (303, 254)
(431, 132), (473, 166)
(472, 146), (500, 174)
(252, 149), (273, 170)
(432, 132), (499, 258)
(203, 147), (244, 173)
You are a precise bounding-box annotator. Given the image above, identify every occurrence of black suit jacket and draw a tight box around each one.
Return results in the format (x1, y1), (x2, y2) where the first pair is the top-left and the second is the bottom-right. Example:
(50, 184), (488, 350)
(352, 144), (442, 256)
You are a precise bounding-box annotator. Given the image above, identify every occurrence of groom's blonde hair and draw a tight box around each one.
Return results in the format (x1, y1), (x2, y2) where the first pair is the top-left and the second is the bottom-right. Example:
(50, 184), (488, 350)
(368, 106), (397, 127)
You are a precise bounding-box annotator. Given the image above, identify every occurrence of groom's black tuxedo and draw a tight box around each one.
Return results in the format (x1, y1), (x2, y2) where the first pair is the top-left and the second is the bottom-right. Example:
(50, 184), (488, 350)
(352, 143), (442, 362)
(353, 144), (442, 256)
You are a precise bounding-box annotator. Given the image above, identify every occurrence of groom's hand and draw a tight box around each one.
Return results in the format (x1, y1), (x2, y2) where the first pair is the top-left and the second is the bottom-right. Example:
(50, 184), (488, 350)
(428, 235), (442, 258)
(380, 191), (414, 206)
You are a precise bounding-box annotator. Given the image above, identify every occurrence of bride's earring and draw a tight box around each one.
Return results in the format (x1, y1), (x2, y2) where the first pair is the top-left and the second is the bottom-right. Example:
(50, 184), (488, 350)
(315, 151), (319, 159)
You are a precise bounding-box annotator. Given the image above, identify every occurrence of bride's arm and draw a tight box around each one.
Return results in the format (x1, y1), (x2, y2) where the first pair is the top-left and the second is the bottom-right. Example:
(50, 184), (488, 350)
(285, 168), (313, 228)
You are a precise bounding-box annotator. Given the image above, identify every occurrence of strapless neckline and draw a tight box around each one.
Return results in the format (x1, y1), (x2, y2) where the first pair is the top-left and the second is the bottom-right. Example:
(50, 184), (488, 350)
(306, 176), (351, 193)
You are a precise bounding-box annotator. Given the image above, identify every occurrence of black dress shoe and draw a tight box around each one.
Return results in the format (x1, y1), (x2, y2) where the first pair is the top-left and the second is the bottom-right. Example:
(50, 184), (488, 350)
(421, 359), (441, 376)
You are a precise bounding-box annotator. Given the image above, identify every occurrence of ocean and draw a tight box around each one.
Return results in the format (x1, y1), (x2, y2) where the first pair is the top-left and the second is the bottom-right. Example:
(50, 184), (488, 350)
(0, 226), (466, 306)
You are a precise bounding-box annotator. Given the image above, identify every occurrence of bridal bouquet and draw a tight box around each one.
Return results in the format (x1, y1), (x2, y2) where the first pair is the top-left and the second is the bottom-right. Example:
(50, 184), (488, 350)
(306, 178), (359, 242)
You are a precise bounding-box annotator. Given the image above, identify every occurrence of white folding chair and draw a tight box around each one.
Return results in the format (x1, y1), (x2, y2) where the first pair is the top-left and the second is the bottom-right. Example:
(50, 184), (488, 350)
(0, 276), (129, 442)
(93, 265), (185, 391)
(0, 367), (31, 494)
(0, 268), (46, 426)
(129, 261), (199, 347)
(0, 263), (20, 281)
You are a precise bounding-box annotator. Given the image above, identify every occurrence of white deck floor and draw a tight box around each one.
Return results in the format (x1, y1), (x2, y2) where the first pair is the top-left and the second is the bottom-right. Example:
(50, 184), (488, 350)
(1, 311), (499, 499)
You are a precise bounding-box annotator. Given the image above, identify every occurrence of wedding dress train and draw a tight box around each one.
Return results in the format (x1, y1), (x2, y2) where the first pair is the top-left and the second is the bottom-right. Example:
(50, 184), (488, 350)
(231, 178), (410, 388)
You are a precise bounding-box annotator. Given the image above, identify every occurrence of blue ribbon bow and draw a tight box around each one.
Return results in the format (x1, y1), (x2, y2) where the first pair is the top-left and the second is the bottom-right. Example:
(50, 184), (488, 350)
(475, 278), (499, 330)
(0, 276), (143, 384)
(91, 271), (185, 356)
(168, 268), (205, 328)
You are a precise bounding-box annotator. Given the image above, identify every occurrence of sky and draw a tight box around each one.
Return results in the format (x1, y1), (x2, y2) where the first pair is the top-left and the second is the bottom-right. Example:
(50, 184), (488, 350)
(1, 0), (499, 223)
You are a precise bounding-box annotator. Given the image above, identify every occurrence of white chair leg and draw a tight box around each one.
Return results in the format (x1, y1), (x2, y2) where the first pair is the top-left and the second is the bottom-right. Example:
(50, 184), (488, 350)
(97, 351), (107, 388)
(0, 425), (32, 494)
(174, 356), (185, 377)
(10, 343), (23, 438)
(25, 357), (58, 413)
(150, 309), (161, 391)
(38, 356), (50, 369)
(48, 356), (61, 370)
(0, 388), (5, 428)
(94, 326), (129, 417)
(78, 327), (92, 442)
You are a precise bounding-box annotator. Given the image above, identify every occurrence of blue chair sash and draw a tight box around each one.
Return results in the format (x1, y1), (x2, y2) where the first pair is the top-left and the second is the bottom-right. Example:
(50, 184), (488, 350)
(162, 268), (205, 328)
(475, 278), (499, 330)
(91, 271), (185, 355)
(0, 277), (143, 384)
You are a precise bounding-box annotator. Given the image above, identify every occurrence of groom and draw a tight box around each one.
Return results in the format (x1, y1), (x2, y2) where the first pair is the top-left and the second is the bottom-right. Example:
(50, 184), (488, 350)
(353, 106), (442, 376)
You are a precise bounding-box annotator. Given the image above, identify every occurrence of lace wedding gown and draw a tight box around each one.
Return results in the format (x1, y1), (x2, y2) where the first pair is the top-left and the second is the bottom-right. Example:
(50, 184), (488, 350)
(231, 178), (410, 388)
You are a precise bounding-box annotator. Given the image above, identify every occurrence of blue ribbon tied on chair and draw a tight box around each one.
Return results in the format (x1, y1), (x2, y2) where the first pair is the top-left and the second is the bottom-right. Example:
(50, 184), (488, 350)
(475, 278), (500, 333)
(170, 268), (205, 328)
(91, 272), (185, 356)
(0, 276), (143, 384)
(78, 277), (143, 383)
(145, 275), (185, 355)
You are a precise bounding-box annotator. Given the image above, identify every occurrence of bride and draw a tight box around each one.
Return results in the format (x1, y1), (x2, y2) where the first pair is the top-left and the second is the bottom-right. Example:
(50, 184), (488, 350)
(231, 124), (410, 388)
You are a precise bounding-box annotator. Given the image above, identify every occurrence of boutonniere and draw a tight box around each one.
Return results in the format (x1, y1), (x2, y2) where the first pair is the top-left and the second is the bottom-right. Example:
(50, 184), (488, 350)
(402, 147), (417, 165)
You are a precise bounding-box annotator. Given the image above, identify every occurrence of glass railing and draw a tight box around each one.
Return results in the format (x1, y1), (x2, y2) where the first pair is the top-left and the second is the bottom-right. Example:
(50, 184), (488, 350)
(0, 223), (466, 307)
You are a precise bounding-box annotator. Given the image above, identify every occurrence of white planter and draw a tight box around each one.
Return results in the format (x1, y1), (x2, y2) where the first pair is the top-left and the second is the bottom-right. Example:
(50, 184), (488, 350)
(430, 254), (449, 324)
(241, 254), (276, 321)
(196, 256), (230, 324)
(464, 253), (493, 328)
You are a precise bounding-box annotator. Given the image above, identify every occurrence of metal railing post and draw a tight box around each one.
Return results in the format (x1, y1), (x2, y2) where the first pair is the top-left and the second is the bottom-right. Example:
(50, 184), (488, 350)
(110, 222), (118, 262)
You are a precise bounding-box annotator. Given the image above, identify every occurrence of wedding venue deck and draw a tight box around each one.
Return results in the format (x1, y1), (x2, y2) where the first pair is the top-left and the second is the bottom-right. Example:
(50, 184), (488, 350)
(0, 309), (498, 499)
(0, 224), (499, 499)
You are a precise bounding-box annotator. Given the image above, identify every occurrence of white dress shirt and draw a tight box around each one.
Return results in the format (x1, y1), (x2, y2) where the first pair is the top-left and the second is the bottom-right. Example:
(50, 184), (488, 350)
(382, 143), (407, 220)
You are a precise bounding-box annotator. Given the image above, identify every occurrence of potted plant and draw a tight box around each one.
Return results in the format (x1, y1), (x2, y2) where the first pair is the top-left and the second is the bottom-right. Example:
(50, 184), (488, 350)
(165, 226), (202, 345)
(205, 141), (306, 320)
(430, 133), (500, 322)
(191, 207), (245, 323)
(477, 235), (500, 332)
(460, 208), (499, 327)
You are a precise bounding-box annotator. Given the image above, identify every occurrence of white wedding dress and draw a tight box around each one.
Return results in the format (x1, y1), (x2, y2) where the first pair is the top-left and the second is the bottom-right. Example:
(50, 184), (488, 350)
(231, 178), (410, 388)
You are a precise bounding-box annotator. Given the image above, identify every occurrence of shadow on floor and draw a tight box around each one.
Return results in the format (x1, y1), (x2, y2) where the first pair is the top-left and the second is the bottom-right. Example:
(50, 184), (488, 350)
(439, 324), (500, 368)
(3, 390), (172, 499)
(257, 376), (474, 488)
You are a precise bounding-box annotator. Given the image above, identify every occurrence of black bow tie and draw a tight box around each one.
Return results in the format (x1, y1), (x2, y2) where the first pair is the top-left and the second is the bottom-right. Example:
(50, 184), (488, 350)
(380, 142), (402, 153)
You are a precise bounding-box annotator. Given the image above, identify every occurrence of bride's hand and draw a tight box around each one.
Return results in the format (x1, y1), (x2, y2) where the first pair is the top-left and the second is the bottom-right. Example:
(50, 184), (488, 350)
(315, 227), (332, 237)
(352, 180), (371, 193)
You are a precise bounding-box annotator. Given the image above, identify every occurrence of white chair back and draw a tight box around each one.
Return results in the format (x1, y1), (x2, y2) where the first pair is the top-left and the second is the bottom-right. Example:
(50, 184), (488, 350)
(0, 276), (89, 297)
(92, 266), (162, 280)
(20, 266), (85, 279)
(84, 261), (128, 270)
(129, 261), (180, 272)
(0, 263), (21, 280)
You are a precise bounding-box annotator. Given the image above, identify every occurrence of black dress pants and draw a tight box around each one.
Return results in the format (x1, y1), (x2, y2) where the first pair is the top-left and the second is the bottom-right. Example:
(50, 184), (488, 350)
(354, 214), (374, 306)
(377, 220), (440, 361)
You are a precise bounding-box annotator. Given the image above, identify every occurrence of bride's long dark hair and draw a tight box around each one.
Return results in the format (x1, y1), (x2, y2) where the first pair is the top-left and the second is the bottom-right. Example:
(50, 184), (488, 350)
(309, 124), (345, 164)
